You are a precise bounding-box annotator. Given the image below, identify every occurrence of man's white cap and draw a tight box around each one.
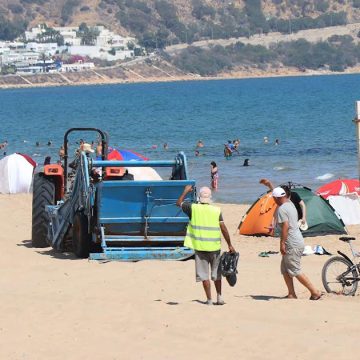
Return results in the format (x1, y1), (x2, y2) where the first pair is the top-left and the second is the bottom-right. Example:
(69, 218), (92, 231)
(199, 186), (212, 204)
(272, 187), (286, 198)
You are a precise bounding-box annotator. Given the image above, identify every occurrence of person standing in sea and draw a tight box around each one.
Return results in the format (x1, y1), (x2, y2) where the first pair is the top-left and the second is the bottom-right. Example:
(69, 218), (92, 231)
(210, 161), (218, 189)
(272, 187), (322, 300)
(196, 140), (204, 148)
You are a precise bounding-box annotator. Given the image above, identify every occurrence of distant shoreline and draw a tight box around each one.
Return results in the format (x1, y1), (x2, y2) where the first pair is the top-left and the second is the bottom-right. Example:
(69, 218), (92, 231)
(1, 66), (360, 90)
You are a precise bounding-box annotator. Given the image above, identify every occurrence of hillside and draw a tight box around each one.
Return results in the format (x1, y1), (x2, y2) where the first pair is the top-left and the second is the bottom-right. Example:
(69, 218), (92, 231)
(3, 1), (360, 85)
(1, 0), (360, 46)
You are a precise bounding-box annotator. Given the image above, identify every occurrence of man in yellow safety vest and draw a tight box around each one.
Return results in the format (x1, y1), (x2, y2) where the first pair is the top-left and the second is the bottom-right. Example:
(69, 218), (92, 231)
(177, 185), (235, 305)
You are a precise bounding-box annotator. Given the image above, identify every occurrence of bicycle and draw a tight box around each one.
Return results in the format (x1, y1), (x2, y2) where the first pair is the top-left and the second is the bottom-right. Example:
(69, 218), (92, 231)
(322, 236), (360, 296)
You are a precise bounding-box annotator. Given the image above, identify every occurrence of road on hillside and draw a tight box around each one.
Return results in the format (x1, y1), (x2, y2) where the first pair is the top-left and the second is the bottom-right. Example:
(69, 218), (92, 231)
(165, 23), (360, 54)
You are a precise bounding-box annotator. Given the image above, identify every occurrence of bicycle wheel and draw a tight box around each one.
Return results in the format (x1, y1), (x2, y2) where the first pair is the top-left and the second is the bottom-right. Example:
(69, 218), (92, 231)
(322, 256), (358, 296)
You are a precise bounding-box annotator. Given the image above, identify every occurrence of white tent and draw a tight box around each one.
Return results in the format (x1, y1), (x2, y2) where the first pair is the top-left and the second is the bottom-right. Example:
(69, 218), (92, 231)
(0, 154), (35, 194)
(328, 193), (360, 225)
(126, 167), (162, 181)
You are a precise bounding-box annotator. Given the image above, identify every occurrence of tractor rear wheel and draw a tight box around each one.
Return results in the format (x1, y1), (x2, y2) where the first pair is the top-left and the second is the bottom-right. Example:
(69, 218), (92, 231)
(31, 173), (55, 248)
(72, 212), (91, 258)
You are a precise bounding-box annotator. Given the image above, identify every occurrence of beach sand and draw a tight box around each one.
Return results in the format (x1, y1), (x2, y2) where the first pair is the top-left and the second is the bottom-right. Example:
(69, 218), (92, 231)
(0, 194), (359, 360)
(2, 65), (360, 90)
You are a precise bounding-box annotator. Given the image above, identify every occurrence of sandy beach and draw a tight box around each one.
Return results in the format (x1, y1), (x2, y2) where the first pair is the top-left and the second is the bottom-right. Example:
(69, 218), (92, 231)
(2, 64), (360, 91)
(1, 193), (359, 360)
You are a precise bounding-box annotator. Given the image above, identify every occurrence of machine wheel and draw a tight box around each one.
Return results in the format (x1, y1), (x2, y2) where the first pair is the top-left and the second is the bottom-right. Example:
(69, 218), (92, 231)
(322, 256), (358, 296)
(72, 212), (91, 258)
(32, 173), (55, 248)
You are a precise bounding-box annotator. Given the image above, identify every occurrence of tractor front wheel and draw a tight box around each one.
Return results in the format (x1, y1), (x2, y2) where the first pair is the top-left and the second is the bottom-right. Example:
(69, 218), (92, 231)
(32, 173), (55, 248)
(72, 212), (91, 258)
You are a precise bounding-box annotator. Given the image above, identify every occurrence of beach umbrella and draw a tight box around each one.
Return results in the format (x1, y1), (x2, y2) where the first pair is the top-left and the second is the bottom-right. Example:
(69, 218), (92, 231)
(105, 149), (161, 180)
(316, 179), (360, 199)
(107, 148), (149, 161)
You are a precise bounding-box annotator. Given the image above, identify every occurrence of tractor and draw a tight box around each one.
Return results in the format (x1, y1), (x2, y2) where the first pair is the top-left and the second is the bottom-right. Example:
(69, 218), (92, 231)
(31, 128), (195, 261)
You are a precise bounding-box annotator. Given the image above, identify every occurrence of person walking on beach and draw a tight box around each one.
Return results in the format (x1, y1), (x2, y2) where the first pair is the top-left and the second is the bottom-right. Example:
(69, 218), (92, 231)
(210, 161), (218, 189)
(272, 187), (322, 300)
(177, 185), (235, 305)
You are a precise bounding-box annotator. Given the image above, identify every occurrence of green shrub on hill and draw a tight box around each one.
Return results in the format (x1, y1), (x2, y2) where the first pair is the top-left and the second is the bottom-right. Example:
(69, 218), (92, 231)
(0, 16), (27, 40)
(172, 36), (360, 75)
(192, 0), (216, 20)
(155, 0), (187, 41)
(244, 0), (270, 33)
(173, 45), (232, 75)
(61, 0), (81, 24)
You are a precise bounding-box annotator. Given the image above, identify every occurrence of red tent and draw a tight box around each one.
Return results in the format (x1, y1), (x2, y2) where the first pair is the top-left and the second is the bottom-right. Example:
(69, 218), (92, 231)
(316, 179), (360, 199)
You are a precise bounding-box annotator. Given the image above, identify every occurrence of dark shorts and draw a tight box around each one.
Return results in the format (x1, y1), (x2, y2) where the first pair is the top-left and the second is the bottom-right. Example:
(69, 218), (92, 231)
(195, 250), (221, 282)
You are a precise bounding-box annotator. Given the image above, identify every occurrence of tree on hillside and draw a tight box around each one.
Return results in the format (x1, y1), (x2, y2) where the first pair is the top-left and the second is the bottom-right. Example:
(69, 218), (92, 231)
(36, 24), (64, 46)
(0, 16), (27, 41)
(77, 23), (100, 45)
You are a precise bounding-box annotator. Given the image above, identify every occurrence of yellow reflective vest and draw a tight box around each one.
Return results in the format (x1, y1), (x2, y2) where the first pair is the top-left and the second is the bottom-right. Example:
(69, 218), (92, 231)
(184, 203), (221, 251)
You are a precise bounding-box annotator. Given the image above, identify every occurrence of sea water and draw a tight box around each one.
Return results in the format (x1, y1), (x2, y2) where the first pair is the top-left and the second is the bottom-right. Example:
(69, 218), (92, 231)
(0, 74), (359, 203)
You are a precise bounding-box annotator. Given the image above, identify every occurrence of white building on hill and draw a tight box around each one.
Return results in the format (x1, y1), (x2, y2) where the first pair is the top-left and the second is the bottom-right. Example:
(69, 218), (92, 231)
(53, 26), (80, 46)
(24, 25), (44, 41)
(26, 42), (58, 56)
(1, 50), (39, 66)
(68, 45), (134, 61)
(59, 62), (95, 72)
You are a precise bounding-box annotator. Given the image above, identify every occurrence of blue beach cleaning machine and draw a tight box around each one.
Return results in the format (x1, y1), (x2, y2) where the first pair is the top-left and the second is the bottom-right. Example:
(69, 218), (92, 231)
(31, 128), (195, 261)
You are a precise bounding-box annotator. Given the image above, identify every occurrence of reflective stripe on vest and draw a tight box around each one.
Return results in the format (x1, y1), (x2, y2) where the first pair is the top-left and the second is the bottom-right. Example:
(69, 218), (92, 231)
(184, 203), (221, 251)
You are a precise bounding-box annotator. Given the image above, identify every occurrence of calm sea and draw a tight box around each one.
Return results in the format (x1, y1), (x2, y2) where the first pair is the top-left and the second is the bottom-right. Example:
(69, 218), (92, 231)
(0, 74), (359, 203)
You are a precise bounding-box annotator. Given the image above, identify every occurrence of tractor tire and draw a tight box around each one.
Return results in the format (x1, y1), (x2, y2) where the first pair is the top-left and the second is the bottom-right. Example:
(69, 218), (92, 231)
(72, 212), (91, 258)
(31, 173), (55, 248)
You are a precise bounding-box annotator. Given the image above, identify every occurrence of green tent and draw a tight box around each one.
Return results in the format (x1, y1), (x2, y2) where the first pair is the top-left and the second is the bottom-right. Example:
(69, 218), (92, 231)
(239, 186), (347, 238)
(292, 187), (346, 237)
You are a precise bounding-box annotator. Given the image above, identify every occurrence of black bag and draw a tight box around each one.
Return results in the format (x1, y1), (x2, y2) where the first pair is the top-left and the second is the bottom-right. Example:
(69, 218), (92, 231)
(220, 251), (239, 277)
(220, 252), (239, 287)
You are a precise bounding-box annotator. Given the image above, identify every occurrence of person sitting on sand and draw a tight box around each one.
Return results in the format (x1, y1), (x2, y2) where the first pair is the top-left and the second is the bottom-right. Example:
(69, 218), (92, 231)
(272, 187), (323, 300)
(177, 185), (235, 305)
